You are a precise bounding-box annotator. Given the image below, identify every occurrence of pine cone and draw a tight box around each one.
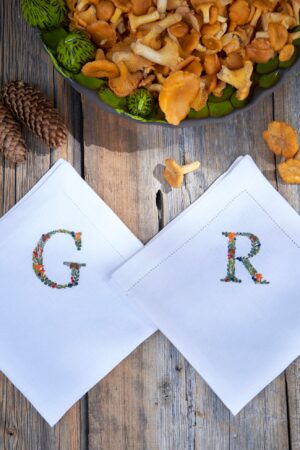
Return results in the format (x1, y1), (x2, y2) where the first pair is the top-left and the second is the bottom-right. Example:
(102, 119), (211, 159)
(2, 81), (67, 148)
(0, 102), (27, 163)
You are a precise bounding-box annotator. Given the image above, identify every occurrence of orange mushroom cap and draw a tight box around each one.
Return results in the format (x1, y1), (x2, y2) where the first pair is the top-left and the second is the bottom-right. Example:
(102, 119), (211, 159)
(82, 59), (120, 78)
(246, 38), (275, 63)
(87, 20), (117, 47)
(108, 61), (143, 96)
(263, 121), (299, 158)
(159, 70), (200, 125)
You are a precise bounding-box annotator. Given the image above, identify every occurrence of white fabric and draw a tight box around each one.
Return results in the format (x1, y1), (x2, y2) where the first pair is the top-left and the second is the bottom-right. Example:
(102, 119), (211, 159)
(112, 155), (300, 415)
(0, 159), (156, 426)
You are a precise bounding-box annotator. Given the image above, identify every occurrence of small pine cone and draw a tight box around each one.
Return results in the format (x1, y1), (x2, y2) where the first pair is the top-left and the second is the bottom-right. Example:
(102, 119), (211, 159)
(0, 102), (27, 163)
(2, 81), (67, 148)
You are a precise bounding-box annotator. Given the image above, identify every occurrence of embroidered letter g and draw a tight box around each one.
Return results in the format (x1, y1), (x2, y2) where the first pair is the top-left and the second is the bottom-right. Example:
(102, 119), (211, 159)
(32, 229), (86, 289)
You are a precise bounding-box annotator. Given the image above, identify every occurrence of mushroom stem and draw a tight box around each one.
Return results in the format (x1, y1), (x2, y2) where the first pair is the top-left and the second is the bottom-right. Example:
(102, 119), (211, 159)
(157, 0), (168, 13)
(181, 161), (201, 174)
(250, 7), (262, 27)
(200, 3), (213, 23)
(142, 13), (182, 47)
(129, 10), (160, 32)
(110, 7), (122, 23)
(132, 38), (181, 69)
(289, 30), (300, 42)
(292, 0), (300, 25)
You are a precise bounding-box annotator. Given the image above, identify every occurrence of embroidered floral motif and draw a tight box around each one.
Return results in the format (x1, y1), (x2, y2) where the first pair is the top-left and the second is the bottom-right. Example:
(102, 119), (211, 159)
(32, 229), (86, 289)
(221, 232), (270, 284)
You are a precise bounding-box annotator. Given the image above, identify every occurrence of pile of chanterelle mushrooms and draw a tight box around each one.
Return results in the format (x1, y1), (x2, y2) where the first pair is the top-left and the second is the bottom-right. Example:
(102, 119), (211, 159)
(67, 0), (300, 125)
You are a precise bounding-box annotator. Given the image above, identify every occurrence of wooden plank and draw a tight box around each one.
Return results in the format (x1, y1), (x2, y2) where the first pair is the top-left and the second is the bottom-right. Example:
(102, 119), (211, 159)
(0, 1), (84, 448)
(273, 70), (300, 450)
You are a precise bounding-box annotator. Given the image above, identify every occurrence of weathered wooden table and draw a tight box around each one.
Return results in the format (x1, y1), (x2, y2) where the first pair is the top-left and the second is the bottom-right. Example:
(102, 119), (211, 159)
(1, 1), (299, 449)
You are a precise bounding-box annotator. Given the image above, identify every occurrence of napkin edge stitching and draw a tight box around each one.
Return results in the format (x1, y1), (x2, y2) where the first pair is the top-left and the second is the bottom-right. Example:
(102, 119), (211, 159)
(124, 189), (299, 294)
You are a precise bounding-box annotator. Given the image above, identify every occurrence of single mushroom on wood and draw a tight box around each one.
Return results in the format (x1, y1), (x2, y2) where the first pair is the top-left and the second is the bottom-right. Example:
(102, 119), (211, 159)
(164, 158), (201, 188)
(109, 61), (143, 95)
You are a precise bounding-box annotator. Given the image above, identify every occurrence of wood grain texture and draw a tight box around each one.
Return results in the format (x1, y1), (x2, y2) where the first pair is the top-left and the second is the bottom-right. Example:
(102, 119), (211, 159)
(274, 70), (300, 450)
(0, 1), (83, 449)
(1, 0), (299, 448)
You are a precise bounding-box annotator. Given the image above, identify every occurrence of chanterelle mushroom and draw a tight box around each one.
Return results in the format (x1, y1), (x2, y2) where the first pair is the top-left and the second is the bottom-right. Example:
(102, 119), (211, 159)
(261, 12), (296, 31)
(87, 20), (117, 47)
(268, 22), (288, 51)
(229, 0), (251, 25)
(131, 38), (181, 70)
(141, 13), (182, 48)
(217, 60), (253, 100)
(82, 59), (120, 77)
(159, 70), (200, 125)
(246, 37), (275, 63)
(111, 50), (153, 71)
(164, 159), (201, 188)
(108, 61), (143, 95)
(128, 10), (160, 32)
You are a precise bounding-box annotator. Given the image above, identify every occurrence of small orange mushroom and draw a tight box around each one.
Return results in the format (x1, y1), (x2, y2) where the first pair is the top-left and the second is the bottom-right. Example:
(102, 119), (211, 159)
(87, 20), (117, 46)
(201, 73), (217, 93)
(131, 0), (152, 15)
(96, 1), (115, 20)
(229, 0), (251, 25)
(190, 80), (209, 110)
(185, 59), (203, 76)
(263, 121), (299, 158)
(278, 159), (300, 184)
(203, 53), (221, 74)
(169, 21), (190, 38)
(202, 34), (223, 51)
(268, 22), (288, 51)
(76, 5), (98, 26)
(201, 22), (221, 36)
(225, 51), (244, 69)
(279, 44), (295, 62)
(108, 61), (143, 96)
(180, 30), (201, 53)
(159, 71), (200, 125)
(246, 38), (275, 63)
(163, 159), (201, 188)
(82, 59), (120, 78)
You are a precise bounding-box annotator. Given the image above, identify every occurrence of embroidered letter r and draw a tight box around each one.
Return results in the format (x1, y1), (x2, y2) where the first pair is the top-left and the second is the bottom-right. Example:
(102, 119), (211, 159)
(221, 232), (269, 284)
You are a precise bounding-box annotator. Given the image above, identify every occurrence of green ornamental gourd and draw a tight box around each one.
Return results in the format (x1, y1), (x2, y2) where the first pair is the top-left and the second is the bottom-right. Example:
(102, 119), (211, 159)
(127, 89), (154, 118)
(21, 0), (67, 30)
(57, 31), (96, 74)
